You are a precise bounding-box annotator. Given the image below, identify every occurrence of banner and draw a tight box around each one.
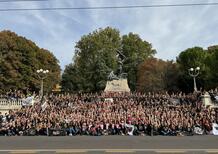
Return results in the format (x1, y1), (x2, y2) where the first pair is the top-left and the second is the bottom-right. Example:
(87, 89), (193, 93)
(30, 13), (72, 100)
(125, 123), (134, 136)
(104, 98), (113, 103)
(41, 101), (48, 112)
(193, 126), (204, 135)
(215, 96), (218, 101)
(22, 96), (35, 106)
(212, 123), (218, 135)
(48, 129), (66, 136)
(169, 98), (180, 105)
(27, 129), (36, 136)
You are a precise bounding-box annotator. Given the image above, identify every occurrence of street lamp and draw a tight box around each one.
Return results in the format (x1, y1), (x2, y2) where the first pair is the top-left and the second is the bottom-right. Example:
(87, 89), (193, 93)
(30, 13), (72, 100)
(36, 69), (49, 100)
(188, 67), (200, 92)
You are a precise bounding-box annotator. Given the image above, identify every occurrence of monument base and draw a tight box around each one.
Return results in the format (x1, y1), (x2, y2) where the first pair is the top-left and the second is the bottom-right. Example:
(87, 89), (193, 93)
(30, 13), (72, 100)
(201, 92), (218, 109)
(104, 79), (130, 92)
(202, 92), (213, 106)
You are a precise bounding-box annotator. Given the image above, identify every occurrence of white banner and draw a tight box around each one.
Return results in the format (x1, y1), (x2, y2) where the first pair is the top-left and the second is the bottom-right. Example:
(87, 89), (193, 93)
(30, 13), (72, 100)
(215, 96), (218, 101)
(22, 96), (35, 106)
(193, 126), (204, 135)
(41, 101), (48, 112)
(212, 123), (218, 135)
(169, 98), (180, 105)
(104, 98), (113, 102)
(125, 123), (134, 136)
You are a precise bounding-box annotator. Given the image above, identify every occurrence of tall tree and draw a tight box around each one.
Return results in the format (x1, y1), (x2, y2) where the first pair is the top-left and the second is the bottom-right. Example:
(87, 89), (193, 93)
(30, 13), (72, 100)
(137, 58), (179, 92)
(205, 45), (218, 89)
(62, 27), (121, 92)
(163, 61), (180, 92)
(122, 33), (156, 91)
(62, 28), (156, 92)
(137, 58), (165, 92)
(0, 30), (61, 93)
(176, 47), (208, 92)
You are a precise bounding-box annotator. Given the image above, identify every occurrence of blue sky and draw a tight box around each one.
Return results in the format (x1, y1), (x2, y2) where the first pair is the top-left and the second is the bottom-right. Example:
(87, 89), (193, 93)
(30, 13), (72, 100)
(0, 0), (218, 70)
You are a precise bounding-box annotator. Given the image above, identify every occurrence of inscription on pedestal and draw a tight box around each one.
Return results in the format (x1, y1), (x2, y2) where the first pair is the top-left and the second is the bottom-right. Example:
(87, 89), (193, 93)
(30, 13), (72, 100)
(104, 79), (130, 92)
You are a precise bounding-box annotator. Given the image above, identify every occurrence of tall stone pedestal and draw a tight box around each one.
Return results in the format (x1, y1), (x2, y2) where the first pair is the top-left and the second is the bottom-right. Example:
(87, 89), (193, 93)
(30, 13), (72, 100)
(201, 92), (218, 109)
(104, 79), (130, 92)
(202, 92), (213, 107)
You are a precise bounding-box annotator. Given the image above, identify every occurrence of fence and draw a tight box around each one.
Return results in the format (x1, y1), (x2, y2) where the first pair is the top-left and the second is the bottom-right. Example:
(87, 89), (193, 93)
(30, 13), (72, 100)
(0, 99), (23, 114)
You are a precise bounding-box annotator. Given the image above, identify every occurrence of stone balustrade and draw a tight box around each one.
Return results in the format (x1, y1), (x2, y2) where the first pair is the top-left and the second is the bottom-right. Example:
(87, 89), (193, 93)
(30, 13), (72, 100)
(0, 99), (23, 114)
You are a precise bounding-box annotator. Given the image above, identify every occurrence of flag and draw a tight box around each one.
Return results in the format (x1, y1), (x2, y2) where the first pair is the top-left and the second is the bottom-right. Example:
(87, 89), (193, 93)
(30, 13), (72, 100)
(22, 96), (35, 106)
(212, 123), (218, 135)
(104, 98), (113, 102)
(193, 126), (204, 135)
(125, 123), (134, 136)
(169, 98), (180, 105)
(215, 96), (218, 101)
(41, 101), (48, 112)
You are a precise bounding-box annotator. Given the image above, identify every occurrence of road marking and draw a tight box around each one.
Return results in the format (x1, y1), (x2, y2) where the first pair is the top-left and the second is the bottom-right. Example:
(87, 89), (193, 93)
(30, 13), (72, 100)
(206, 149), (218, 153)
(156, 150), (186, 153)
(2, 149), (218, 153)
(56, 150), (87, 153)
(10, 151), (38, 154)
(106, 150), (135, 153)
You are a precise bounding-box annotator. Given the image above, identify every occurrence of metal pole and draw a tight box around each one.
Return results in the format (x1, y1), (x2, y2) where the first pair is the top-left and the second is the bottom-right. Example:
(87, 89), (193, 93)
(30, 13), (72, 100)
(151, 124), (153, 136)
(41, 78), (44, 100)
(37, 69), (49, 103)
(46, 127), (49, 136)
(189, 67), (200, 93)
(151, 114), (153, 136)
(193, 76), (197, 92)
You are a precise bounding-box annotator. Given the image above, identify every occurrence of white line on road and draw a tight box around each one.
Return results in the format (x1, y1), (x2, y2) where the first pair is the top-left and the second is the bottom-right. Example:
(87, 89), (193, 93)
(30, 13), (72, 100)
(10, 151), (38, 154)
(105, 150), (135, 153)
(2, 149), (218, 152)
(56, 149), (87, 153)
(155, 150), (186, 153)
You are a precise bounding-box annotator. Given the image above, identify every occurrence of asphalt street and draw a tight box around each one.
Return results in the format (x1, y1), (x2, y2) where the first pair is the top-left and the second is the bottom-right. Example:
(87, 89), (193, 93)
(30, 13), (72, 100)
(0, 136), (217, 153)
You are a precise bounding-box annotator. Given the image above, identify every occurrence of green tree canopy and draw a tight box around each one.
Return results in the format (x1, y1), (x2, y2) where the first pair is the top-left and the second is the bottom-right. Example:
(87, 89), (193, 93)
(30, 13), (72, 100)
(0, 30), (61, 93)
(122, 33), (156, 90)
(205, 45), (218, 89)
(176, 47), (208, 92)
(62, 27), (155, 92)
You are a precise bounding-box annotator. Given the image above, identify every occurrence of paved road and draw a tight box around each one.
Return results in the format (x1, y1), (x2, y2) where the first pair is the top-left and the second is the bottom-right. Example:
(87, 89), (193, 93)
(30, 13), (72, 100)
(0, 136), (217, 153)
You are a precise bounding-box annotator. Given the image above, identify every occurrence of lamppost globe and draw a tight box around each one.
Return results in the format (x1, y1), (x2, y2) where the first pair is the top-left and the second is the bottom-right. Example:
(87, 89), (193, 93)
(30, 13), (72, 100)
(188, 66), (200, 92)
(36, 69), (49, 101)
(190, 68), (194, 71)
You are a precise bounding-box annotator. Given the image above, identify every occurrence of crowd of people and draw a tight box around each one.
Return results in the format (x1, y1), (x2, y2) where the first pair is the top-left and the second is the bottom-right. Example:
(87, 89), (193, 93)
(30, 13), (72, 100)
(0, 91), (218, 136)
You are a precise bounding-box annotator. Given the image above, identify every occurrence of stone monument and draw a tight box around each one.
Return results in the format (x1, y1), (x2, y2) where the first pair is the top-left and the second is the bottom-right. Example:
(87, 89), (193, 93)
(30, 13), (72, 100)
(104, 50), (130, 92)
(201, 92), (218, 108)
(202, 92), (213, 107)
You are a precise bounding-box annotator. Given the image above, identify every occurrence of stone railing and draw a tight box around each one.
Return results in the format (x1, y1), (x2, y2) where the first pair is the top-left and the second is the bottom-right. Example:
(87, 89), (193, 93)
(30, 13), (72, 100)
(0, 99), (23, 112)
